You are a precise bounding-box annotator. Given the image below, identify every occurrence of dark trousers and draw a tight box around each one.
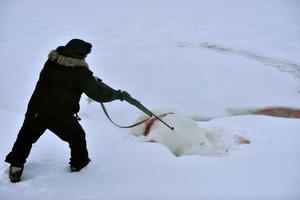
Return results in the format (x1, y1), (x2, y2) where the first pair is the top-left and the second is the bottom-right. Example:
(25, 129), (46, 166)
(5, 114), (89, 168)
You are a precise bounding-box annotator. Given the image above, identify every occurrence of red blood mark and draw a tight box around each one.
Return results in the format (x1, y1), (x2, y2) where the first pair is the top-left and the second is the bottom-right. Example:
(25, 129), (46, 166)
(256, 108), (300, 118)
(291, 111), (300, 118)
(234, 135), (251, 144)
(143, 113), (173, 136)
(144, 117), (157, 136)
(256, 108), (283, 117)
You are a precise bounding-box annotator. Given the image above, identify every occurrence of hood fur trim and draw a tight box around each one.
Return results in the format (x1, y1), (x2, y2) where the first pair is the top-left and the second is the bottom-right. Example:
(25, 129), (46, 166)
(48, 50), (89, 67)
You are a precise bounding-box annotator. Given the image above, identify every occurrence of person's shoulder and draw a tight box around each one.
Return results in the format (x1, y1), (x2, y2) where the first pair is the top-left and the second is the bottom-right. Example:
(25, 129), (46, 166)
(78, 66), (93, 74)
(77, 66), (94, 81)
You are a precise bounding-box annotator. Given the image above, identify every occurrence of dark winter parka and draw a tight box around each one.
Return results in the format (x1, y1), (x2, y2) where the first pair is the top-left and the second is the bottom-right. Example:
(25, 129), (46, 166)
(26, 45), (121, 122)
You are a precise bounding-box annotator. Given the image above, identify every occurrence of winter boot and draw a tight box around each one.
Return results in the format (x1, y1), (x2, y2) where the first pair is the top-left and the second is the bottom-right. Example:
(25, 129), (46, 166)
(9, 166), (24, 183)
(70, 158), (90, 172)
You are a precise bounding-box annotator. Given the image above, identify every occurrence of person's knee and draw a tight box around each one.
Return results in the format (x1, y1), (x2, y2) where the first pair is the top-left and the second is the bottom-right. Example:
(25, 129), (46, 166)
(68, 128), (87, 147)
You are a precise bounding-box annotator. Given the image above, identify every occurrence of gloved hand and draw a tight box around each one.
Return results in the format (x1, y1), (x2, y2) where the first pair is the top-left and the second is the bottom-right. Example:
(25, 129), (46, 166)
(116, 90), (131, 101)
(121, 91), (131, 101)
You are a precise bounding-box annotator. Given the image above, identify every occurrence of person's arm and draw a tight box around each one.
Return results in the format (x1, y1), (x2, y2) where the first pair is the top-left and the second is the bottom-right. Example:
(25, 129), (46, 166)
(80, 70), (123, 102)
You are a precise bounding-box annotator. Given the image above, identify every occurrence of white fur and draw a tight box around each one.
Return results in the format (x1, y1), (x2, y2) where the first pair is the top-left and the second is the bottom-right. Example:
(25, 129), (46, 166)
(130, 111), (250, 156)
(131, 113), (216, 156)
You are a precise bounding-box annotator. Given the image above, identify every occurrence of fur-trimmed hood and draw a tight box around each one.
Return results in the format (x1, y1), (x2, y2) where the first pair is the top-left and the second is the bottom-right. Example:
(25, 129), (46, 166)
(48, 50), (89, 68)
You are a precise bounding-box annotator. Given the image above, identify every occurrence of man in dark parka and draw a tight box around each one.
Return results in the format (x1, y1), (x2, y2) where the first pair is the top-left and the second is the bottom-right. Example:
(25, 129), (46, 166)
(5, 39), (128, 182)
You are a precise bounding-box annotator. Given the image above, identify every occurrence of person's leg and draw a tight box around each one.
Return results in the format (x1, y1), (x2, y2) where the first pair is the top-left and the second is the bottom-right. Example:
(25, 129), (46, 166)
(48, 117), (90, 171)
(5, 115), (47, 167)
(5, 114), (46, 182)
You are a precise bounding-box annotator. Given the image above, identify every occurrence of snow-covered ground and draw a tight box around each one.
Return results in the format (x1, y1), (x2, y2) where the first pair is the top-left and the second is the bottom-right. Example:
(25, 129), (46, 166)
(1, 0), (300, 199)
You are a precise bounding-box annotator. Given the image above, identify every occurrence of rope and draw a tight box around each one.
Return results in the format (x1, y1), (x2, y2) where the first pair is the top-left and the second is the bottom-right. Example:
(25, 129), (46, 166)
(100, 102), (150, 128)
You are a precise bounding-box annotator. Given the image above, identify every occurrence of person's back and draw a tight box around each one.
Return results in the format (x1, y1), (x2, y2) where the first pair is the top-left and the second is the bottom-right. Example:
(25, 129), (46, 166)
(27, 41), (121, 122)
(27, 45), (88, 118)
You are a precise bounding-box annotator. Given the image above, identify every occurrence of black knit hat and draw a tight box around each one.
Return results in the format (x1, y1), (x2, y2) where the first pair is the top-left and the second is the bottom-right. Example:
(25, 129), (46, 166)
(65, 39), (92, 56)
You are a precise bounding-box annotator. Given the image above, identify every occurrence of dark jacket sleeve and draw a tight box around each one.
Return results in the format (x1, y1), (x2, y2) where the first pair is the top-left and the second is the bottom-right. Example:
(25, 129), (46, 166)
(79, 68), (121, 102)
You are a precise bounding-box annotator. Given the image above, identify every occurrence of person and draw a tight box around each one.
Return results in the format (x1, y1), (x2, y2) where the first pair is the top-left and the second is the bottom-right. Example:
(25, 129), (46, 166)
(5, 39), (130, 183)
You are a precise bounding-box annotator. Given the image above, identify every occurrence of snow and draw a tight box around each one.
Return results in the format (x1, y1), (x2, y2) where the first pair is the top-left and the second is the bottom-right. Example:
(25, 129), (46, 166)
(1, 0), (300, 199)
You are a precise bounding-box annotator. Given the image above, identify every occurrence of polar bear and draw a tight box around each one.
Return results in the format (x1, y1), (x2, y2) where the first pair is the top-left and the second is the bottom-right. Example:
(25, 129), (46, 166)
(130, 111), (250, 156)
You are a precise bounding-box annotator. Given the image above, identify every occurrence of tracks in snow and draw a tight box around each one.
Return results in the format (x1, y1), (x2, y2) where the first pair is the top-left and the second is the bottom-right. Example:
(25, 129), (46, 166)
(178, 42), (300, 80)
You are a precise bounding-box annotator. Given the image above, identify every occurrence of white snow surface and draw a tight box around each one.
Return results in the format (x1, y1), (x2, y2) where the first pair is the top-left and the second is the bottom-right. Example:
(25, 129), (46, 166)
(1, 0), (300, 199)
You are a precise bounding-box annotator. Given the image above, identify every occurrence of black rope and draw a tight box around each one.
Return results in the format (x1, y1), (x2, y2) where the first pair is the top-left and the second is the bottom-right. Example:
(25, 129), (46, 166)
(100, 103), (150, 129)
